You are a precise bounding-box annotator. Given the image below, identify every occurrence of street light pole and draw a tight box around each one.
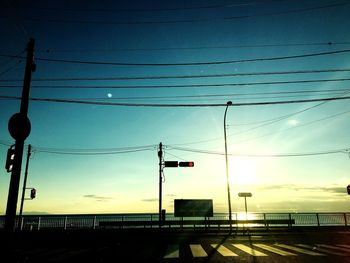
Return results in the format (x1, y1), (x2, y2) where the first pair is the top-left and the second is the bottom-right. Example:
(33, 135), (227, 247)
(224, 101), (233, 231)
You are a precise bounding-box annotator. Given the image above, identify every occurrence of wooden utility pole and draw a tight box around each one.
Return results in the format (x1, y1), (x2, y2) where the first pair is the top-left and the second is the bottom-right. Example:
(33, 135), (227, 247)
(5, 39), (35, 232)
(158, 142), (163, 227)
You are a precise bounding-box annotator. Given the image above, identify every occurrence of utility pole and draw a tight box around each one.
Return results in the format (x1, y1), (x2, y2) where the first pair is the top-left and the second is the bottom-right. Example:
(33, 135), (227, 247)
(158, 142), (163, 227)
(19, 144), (32, 222)
(5, 38), (35, 232)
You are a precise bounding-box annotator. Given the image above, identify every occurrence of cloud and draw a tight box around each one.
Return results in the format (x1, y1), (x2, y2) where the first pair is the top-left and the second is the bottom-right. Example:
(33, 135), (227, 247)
(141, 198), (158, 202)
(256, 184), (346, 194)
(83, 194), (112, 201)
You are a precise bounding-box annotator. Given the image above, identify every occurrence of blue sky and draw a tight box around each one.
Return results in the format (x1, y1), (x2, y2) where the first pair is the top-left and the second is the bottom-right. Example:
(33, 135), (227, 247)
(0, 0), (350, 215)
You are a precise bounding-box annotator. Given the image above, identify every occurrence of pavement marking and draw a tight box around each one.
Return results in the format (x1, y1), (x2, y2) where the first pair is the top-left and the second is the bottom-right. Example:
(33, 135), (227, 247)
(232, 244), (268, 256)
(276, 244), (325, 256)
(164, 245), (179, 259)
(254, 244), (297, 256)
(190, 244), (208, 257)
(317, 244), (350, 253)
(337, 244), (350, 253)
(210, 244), (238, 256)
(337, 244), (350, 250)
(297, 244), (347, 256)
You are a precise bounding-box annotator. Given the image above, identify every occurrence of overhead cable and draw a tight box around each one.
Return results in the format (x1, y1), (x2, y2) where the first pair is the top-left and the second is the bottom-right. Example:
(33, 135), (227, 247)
(1, 95), (350, 107)
(233, 109), (350, 144)
(27, 89), (347, 102)
(2, 68), (350, 82)
(4, 2), (349, 25)
(167, 145), (350, 157)
(12, 0), (282, 12)
(1, 48), (350, 67)
(1, 77), (349, 90)
(38, 42), (350, 53)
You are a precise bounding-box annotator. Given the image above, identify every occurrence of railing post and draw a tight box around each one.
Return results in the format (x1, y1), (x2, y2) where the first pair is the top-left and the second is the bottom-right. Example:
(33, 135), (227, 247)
(344, 213), (347, 226)
(20, 216), (24, 231)
(37, 216), (41, 231)
(288, 213), (292, 228)
(92, 216), (96, 229)
(316, 213), (320, 227)
(263, 213), (269, 230)
(64, 216), (67, 230)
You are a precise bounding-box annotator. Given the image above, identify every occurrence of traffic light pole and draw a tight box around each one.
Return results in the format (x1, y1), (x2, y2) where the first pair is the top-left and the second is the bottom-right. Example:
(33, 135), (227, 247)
(5, 39), (35, 232)
(224, 101), (233, 232)
(158, 142), (163, 227)
(19, 144), (32, 221)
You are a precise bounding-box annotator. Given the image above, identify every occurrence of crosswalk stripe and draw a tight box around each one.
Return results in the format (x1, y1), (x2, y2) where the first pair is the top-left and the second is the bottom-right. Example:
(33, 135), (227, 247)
(297, 244), (347, 256)
(336, 244), (350, 250)
(276, 244), (325, 256)
(190, 244), (208, 257)
(317, 244), (350, 253)
(232, 244), (268, 256)
(211, 244), (238, 256)
(254, 244), (297, 256)
(164, 245), (179, 259)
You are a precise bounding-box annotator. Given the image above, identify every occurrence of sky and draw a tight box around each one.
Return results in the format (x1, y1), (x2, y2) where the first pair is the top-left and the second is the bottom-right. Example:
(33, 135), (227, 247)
(0, 0), (350, 215)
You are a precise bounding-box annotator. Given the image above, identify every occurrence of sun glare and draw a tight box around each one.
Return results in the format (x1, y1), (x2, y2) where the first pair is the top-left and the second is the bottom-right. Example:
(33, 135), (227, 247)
(230, 157), (258, 186)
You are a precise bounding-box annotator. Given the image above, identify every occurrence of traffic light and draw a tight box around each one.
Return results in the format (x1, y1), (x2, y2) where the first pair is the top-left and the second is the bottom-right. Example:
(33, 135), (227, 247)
(178, 161), (194, 167)
(5, 145), (15, 173)
(30, 188), (36, 199)
(164, 161), (179, 167)
(347, 185), (350, 195)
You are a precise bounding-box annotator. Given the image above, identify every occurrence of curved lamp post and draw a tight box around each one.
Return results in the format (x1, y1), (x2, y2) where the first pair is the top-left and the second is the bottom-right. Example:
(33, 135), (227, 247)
(224, 101), (233, 231)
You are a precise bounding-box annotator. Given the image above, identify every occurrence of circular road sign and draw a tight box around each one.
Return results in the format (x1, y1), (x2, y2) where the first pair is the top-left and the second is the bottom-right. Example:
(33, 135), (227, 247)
(8, 113), (31, 140)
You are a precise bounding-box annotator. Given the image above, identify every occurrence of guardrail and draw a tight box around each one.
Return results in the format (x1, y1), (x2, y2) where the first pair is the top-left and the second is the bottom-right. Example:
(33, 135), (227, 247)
(0, 212), (348, 231)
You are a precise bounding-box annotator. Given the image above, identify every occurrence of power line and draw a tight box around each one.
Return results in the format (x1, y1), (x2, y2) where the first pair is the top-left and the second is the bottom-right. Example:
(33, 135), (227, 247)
(0, 139), (157, 157)
(1, 48), (350, 67)
(1, 78), (349, 90)
(0, 59), (23, 78)
(1, 95), (350, 107)
(2, 88), (348, 102)
(38, 42), (350, 53)
(233, 109), (350, 144)
(1, 142), (158, 155)
(2, 67), (350, 82)
(169, 98), (339, 146)
(228, 100), (330, 127)
(4, 2), (349, 25)
(12, 0), (282, 13)
(32, 89), (347, 102)
(167, 145), (350, 157)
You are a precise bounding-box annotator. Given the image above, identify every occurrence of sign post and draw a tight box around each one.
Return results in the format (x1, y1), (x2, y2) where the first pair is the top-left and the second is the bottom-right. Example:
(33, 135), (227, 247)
(238, 192), (252, 219)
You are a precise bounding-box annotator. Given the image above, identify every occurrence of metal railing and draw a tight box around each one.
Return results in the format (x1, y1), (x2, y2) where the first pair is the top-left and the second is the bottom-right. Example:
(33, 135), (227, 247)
(0, 212), (348, 231)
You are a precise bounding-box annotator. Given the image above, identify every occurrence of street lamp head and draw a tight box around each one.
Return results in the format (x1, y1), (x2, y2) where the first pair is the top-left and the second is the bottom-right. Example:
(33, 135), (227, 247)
(227, 101), (232, 106)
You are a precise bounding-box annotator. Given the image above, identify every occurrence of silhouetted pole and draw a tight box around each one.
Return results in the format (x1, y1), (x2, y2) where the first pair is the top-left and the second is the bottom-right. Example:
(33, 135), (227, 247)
(158, 142), (163, 227)
(19, 144), (32, 219)
(224, 101), (233, 232)
(5, 39), (35, 232)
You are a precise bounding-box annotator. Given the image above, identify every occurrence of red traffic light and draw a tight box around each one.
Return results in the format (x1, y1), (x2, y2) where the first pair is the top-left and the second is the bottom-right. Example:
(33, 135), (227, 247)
(178, 161), (194, 167)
